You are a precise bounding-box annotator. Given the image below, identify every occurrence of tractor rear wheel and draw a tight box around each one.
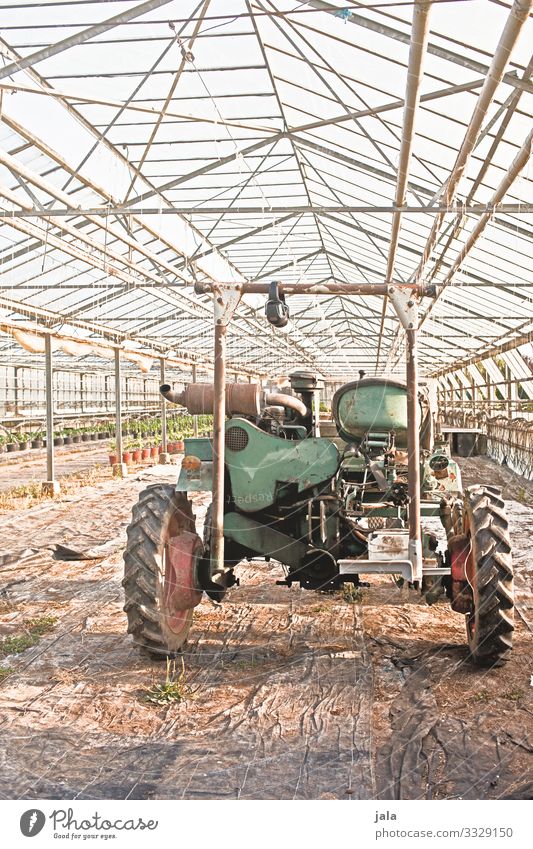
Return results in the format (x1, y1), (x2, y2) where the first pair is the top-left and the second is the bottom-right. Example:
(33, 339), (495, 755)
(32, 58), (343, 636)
(122, 484), (203, 658)
(463, 485), (514, 666)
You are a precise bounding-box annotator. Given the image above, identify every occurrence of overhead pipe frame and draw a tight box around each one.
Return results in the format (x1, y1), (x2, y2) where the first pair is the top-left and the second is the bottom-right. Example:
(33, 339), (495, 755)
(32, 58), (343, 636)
(207, 281), (423, 582)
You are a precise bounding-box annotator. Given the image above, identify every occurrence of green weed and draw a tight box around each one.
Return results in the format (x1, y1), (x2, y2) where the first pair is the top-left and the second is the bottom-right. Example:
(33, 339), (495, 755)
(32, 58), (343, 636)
(470, 689), (490, 703)
(143, 658), (192, 706)
(341, 583), (363, 604)
(0, 615), (58, 657)
(503, 689), (524, 702)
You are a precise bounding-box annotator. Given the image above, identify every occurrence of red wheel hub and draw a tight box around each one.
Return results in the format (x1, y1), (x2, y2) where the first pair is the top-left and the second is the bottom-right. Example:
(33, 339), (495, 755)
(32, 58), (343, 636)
(164, 531), (203, 634)
(448, 532), (473, 614)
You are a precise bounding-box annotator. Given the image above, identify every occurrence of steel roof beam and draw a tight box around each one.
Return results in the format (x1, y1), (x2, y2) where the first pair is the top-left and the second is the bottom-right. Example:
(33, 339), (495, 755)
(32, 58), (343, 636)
(411, 0), (533, 284)
(0, 0), (176, 80)
(1, 203), (530, 216)
(303, 0), (533, 95)
(377, 0), (431, 367)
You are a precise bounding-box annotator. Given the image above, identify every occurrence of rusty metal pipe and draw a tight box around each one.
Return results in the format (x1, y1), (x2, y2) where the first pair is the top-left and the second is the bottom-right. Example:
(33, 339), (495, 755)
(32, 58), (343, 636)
(159, 383), (183, 404)
(377, 0), (431, 368)
(160, 382), (261, 417)
(195, 280), (432, 297)
(265, 392), (307, 418)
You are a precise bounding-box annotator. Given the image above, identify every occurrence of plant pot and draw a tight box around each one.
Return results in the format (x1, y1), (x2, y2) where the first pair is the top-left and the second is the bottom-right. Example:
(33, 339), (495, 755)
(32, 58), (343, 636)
(6, 442), (17, 452)
(18, 441), (30, 451)
(81, 433), (90, 442)
(175, 440), (185, 453)
(98, 432), (107, 440)
(65, 436), (74, 445)
(31, 439), (43, 450)
(131, 431), (139, 439)
(122, 451), (132, 465)
(150, 446), (158, 458)
(141, 448), (150, 460)
(91, 432), (98, 441)
(53, 437), (64, 447)
(108, 453), (118, 466)
(132, 449), (142, 462)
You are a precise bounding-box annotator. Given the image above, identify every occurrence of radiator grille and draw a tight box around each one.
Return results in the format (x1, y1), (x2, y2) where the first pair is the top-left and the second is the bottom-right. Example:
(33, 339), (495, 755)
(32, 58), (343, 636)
(225, 426), (249, 452)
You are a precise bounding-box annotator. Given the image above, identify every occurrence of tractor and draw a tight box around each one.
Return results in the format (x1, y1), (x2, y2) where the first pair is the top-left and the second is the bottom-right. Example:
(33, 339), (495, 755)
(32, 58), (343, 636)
(122, 370), (514, 667)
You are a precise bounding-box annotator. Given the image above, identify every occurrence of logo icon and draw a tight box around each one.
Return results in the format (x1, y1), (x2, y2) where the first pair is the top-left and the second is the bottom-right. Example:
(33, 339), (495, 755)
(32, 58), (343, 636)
(20, 810), (46, 837)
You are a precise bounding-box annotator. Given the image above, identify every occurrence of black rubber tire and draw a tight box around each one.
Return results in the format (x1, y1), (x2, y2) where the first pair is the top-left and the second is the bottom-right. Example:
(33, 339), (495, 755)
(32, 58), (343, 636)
(122, 484), (197, 659)
(463, 484), (514, 666)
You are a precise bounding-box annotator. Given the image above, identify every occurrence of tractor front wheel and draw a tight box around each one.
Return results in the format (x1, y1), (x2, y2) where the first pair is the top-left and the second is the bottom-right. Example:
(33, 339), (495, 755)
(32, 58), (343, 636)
(122, 484), (203, 658)
(462, 485), (514, 666)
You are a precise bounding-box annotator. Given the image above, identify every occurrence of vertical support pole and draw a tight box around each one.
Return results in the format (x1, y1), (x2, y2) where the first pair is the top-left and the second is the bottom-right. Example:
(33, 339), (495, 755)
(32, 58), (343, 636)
(487, 374), (493, 416)
(406, 327), (422, 583)
(211, 318), (227, 575)
(192, 363), (198, 437)
(508, 367), (518, 419)
(210, 283), (241, 576)
(160, 358), (170, 463)
(43, 334), (59, 495)
(313, 388), (321, 436)
(113, 347), (127, 476)
(13, 366), (19, 415)
(80, 372), (85, 413)
(389, 286), (421, 582)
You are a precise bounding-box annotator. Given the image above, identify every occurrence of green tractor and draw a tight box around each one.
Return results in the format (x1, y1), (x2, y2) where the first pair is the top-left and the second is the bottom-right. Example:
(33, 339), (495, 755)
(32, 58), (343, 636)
(123, 371), (513, 666)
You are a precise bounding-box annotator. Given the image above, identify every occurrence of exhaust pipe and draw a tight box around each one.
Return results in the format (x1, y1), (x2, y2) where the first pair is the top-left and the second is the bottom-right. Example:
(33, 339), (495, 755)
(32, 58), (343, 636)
(160, 382), (261, 417)
(265, 392), (307, 418)
(160, 384), (184, 405)
(161, 383), (308, 419)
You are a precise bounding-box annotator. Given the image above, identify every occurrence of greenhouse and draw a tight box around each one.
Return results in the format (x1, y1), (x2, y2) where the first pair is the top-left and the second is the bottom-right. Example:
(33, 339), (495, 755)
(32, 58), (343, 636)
(0, 0), (532, 815)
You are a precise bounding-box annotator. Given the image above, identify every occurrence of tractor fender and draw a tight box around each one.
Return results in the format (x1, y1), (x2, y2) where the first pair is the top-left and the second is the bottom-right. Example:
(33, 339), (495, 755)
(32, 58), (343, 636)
(176, 460), (213, 493)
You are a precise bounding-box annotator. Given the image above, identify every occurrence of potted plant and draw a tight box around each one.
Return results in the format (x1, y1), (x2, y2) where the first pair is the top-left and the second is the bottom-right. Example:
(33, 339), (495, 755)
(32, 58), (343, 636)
(141, 444), (150, 461)
(108, 441), (118, 466)
(6, 432), (18, 452)
(109, 443), (118, 465)
(53, 433), (64, 447)
(131, 440), (142, 463)
(29, 430), (44, 450)
(64, 428), (75, 445)
(150, 445), (158, 459)
(81, 427), (91, 442)
(18, 436), (30, 451)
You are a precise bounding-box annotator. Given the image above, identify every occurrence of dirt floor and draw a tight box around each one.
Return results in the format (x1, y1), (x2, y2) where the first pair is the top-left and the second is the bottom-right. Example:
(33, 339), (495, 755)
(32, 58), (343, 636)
(0, 455), (531, 800)
(0, 440), (113, 492)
